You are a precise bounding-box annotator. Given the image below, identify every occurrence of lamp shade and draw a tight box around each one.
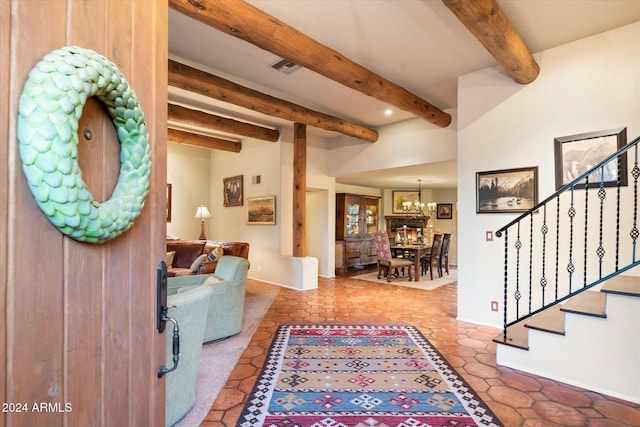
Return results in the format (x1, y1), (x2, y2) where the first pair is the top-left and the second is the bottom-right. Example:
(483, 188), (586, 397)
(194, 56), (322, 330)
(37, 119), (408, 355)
(194, 205), (211, 220)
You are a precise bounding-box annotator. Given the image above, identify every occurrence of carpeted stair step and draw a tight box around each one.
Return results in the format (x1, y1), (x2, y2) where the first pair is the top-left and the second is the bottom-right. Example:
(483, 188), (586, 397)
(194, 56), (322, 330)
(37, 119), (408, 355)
(492, 319), (528, 350)
(559, 290), (606, 318)
(600, 275), (640, 297)
(524, 305), (565, 335)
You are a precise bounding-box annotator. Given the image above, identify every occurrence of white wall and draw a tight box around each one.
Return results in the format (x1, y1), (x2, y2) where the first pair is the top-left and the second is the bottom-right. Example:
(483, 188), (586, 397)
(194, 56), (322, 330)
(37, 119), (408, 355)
(166, 142), (212, 240)
(329, 113), (457, 177)
(457, 22), (640, 327)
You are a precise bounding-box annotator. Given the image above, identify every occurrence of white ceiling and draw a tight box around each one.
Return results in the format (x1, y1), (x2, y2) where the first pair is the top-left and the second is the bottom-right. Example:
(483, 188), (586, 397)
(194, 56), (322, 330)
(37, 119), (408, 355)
(168, 1), (640, 189)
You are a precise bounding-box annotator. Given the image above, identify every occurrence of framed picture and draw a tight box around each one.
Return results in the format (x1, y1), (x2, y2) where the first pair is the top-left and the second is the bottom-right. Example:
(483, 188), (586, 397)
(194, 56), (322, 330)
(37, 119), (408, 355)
(223, 175), (243, 207)
(247, 196), (276, 225)
(437, 203), (453, 219)
(392, 191), (420, 214)
(476, 166), (538, 214)
(166, 184), (172, 222)
(554, 127), (627, 189)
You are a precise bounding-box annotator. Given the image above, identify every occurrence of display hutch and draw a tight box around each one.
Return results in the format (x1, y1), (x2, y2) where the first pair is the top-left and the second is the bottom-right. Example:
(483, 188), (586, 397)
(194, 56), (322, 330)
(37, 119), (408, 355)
(335, 193), (380, 273)
(384, 215), (430, 244)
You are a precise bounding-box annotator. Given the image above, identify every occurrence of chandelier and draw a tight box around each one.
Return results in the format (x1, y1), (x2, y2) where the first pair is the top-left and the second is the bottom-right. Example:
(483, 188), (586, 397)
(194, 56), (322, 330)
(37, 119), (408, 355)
(402, 179), (426, 218)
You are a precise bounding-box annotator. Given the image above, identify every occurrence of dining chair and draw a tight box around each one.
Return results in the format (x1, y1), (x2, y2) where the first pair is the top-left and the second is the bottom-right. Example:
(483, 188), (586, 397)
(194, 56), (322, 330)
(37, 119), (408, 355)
(373, 230), (413, 282)
(441, 233), (452, 275)
(421, 233), (443, 280)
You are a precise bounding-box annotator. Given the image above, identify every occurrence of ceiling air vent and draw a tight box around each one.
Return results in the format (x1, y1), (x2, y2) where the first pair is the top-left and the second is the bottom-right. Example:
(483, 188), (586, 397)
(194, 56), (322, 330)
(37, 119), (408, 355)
(270, 58), (302, 75)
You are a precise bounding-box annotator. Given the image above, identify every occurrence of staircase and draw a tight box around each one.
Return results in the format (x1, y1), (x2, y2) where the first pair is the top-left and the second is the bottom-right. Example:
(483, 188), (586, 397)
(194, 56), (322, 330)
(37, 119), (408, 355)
(493, 129), (640, 404)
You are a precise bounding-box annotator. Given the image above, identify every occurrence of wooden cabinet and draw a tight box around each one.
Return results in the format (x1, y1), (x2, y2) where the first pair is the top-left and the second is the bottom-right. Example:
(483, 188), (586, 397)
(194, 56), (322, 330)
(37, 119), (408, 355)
(336, 193), (380, 269)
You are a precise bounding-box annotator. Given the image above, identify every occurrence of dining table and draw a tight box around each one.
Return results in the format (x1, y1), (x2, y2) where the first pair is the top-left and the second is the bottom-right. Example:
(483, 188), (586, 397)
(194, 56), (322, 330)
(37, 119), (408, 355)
(390, 243), (432, 281)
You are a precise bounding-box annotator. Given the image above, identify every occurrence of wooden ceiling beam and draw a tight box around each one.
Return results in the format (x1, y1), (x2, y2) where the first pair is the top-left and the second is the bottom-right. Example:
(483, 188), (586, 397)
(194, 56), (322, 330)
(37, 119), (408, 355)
(168, 0), (451, 128)
(442, 0), (540, 84)
(168, 60), (379, 142)
(168, 103), (279, 142)
(168, 128), (241, 152)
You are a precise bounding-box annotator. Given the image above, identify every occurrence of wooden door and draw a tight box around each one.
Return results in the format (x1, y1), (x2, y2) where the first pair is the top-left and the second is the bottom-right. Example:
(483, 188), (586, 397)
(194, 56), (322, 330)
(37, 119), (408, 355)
(1, 1), (168, 426)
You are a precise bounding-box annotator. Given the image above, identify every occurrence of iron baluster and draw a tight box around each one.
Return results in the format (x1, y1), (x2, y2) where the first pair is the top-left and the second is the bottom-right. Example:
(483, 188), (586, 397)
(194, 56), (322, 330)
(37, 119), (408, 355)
(632, 145), (640, 262)
(515, 222), (522, 319)
(597, 170), (606, 279)
(615, 153), (621, 272)
(540, 204), (548, 306)
(568, 187), (576, 293)
(555, 195), (560, 301)
(528, 212), (533, 314)
(583, 175), (589, 288)
(503, 229), (508, 341)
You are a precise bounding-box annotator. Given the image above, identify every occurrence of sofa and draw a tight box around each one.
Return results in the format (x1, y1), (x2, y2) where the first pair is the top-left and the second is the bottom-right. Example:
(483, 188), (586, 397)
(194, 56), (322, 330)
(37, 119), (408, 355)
(164, 284), (212, 427)
(166, 240), (250, 277)
(167, 255), (250, 343)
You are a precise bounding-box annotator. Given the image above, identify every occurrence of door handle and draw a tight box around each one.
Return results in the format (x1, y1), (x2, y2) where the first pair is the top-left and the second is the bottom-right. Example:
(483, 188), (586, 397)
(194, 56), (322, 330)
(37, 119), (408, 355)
(157, 260), (180, 378)
(158, 315), (180, 378)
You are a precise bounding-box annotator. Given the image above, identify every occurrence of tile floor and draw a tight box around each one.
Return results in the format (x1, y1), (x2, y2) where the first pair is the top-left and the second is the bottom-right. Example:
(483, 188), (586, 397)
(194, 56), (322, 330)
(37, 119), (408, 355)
(201, 271), (640, 427)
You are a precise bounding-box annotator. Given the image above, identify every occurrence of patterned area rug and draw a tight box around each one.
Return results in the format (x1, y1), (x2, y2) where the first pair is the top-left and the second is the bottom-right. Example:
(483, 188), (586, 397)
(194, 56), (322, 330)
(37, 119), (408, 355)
(238, 323), (502, 427)
(351, 268), (457, 291)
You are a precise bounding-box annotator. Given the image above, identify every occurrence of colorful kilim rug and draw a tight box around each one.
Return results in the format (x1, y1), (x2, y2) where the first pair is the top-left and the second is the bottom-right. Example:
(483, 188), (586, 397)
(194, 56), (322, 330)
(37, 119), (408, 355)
(238, 323), (503, 427)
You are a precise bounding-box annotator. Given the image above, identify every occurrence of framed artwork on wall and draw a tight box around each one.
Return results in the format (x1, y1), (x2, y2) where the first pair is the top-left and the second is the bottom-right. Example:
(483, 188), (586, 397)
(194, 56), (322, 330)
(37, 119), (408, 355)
(247, 196), (276, 225)
(166, 183), (172, 222)
(554, 127), (627, 190)
(437, 203), (453, 219)
(223, 175), (243, 207)
(392, 191), (419, 214)
(476, 166), (538, 214)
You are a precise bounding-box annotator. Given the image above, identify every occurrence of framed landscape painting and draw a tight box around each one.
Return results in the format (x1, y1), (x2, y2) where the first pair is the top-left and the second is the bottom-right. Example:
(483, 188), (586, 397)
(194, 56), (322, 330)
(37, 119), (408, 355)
(476, 166), (538, 214)
(554, 127), (627, 190)
(247, 196), (276, 225)
(392, 191), (419, 214)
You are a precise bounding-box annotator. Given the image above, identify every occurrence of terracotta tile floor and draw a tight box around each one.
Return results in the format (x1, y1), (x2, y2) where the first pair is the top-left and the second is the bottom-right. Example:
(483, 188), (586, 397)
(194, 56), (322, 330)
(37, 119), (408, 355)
(201, 271), (640, 427)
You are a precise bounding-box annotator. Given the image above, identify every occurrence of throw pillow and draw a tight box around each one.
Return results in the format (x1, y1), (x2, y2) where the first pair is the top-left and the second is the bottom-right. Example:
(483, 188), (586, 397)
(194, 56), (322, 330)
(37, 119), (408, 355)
(166, 251), (176, 267)
(190, 254), (208, 273)
(207, 245), (223, 262)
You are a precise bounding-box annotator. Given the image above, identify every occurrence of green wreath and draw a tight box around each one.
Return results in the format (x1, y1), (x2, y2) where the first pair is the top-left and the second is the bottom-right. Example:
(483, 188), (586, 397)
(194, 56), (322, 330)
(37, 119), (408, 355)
(17, 46), (151, 244)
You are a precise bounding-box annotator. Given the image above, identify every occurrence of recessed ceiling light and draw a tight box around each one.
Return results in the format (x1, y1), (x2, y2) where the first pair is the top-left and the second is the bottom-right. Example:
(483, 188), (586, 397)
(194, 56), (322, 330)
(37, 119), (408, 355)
(384, 108), (393, 116)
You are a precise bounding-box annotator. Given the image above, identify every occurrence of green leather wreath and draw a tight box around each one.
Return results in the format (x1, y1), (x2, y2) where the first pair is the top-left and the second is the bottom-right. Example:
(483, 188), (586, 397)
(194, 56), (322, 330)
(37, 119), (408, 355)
(17, 46), (151, 244)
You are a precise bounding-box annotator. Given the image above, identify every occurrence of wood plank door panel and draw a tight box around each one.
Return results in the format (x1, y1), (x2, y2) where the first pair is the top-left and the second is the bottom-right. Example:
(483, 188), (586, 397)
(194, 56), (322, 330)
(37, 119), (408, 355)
(1, 1), (168, 426)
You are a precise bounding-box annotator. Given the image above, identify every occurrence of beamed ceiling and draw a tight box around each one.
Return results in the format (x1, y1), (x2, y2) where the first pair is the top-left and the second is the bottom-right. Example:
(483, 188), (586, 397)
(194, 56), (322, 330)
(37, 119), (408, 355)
(168, 0), (640, 189)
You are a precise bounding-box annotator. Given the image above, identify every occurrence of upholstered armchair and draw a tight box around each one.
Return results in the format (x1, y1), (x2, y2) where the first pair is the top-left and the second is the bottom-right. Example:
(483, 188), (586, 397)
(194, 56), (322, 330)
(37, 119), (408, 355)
(373, 230), (414, 282)
(167, 255), (250, 344)
(164, 285), (212, 427)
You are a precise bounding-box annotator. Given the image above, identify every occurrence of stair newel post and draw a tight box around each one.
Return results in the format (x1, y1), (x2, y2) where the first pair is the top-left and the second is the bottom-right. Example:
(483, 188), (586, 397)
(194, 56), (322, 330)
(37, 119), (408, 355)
(583, 175), (590, 288)
(540, 204), (548, 306)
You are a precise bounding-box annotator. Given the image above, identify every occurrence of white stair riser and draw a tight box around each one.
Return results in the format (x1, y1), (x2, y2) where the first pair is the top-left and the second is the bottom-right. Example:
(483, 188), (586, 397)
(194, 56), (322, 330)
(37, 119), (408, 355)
(497, 294), (640, 404)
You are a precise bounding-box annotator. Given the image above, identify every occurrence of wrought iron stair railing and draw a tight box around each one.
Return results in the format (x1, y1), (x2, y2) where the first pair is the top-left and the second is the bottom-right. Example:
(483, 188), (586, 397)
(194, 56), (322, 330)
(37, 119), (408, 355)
(495, 132), (640, 340)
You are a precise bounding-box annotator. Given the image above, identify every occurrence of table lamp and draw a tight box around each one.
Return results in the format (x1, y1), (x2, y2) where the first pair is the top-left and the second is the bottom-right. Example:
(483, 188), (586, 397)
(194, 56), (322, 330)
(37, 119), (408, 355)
(194, 205), (211, 240)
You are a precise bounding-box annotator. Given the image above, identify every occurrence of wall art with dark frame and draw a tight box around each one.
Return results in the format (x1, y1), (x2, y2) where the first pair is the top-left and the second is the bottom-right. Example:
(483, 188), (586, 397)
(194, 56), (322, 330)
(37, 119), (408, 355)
(436, 203), (453, 219)
(476, 166), (538, 214)
(554, 127), (627, 190)
(247, 196), (276, 225)
(223, 175), (243, 207)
